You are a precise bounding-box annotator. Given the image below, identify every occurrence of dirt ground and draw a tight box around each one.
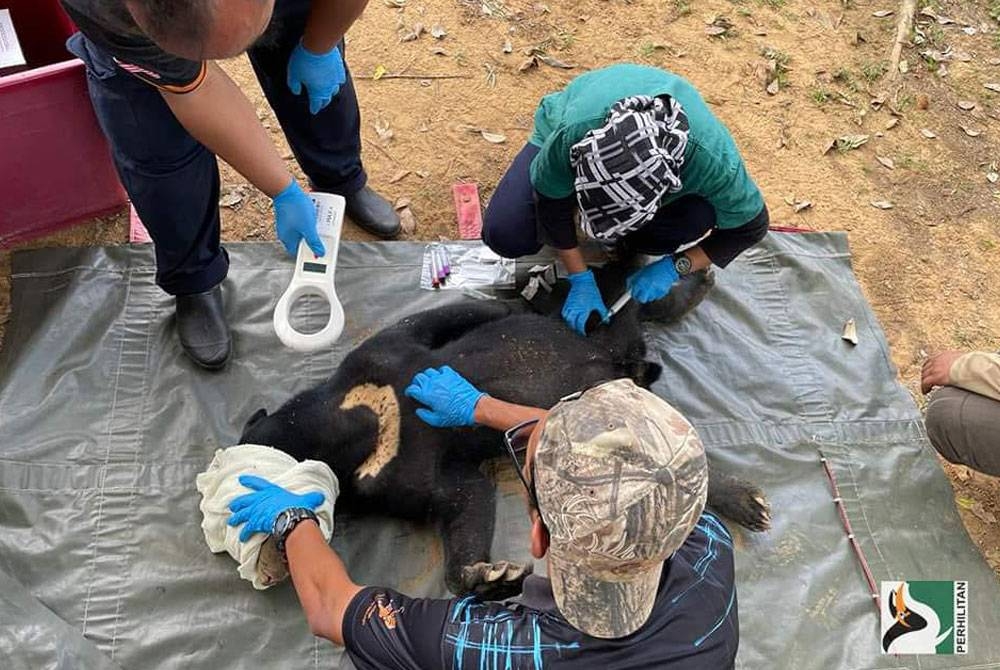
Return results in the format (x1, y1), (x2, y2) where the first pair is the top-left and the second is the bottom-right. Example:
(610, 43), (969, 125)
(1, 0), (998, 574)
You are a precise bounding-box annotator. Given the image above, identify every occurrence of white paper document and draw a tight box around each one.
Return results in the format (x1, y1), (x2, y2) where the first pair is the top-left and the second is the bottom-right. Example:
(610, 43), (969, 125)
(0, 9), (26, 70)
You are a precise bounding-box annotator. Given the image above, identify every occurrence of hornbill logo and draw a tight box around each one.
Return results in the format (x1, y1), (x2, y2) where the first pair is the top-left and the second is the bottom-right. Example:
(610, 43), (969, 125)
(882, 583), (952, 653)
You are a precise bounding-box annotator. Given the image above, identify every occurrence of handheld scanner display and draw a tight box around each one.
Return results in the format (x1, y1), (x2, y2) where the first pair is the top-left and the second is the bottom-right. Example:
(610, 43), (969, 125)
(273, 192), (346, 352)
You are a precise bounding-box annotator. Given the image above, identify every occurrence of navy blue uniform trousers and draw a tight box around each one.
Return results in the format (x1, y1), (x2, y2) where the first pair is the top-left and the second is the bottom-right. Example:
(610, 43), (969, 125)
(67, 0), (364, 295)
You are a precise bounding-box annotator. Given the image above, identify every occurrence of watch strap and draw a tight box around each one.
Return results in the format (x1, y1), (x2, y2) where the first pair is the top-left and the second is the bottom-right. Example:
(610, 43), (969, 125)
(273, 507), (319, 561)
(673, 253), (693, 277)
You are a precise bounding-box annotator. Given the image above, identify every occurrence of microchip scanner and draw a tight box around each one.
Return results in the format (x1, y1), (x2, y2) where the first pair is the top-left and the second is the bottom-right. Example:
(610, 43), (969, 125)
(273, 192), (346, 352)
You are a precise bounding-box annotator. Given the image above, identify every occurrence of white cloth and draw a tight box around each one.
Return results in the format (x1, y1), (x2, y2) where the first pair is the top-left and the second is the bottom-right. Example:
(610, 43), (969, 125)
(195, 444), (339, 590)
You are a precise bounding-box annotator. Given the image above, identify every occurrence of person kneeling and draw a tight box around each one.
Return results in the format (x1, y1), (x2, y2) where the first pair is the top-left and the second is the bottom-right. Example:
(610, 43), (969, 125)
(230, 379), (739, 668)
(922, 349), (1000, 476)
(482, 63), (768, 335)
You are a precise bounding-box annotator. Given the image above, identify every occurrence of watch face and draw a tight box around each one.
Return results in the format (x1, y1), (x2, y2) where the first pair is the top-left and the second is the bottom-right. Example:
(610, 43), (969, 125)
(675, 255), (692, 275)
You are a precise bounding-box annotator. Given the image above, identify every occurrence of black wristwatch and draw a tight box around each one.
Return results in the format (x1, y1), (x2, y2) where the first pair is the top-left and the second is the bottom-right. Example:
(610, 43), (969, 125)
(273, 507), (319, 561)
(673, 253), (693, 277)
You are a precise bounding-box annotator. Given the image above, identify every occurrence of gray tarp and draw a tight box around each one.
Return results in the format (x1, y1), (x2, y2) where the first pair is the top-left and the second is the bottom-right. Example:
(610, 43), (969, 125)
(0, 233), (998, 669)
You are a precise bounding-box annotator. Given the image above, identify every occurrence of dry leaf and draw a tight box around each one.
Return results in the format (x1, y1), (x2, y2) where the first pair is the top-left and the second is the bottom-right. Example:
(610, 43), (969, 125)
(829, 134), (869, 152)
(987, 172), (999, 184)
(481, 131), (507, 144)
(389, 169), (411, 183)
(970, 502), (998, 524)
(430, 24), (447, 39)
(394, 197), (412, 210)
(957, 496), (975, 509)
(920, 128), (937, 139)
(960, 125), (982, 137)
(398, 207), (417, 235)
(219, 189), (245, 208)
(842, 318), (858, 345)
(373, 64), (388, 80)
(400, 23), (425, 42)
(957, 100), (976, 111)
(705, 25), (728, 36)
(793, 200), (812, 213)
(872, 9), (894, 17)
(384, 0), (406, 6)
(870, 200), (894, 210)
(885, 117), (899, 130)
(766, 79), (779, 95)
(415, 170), (430, 178)
(537, 54), (575, 69)
(876, 155), (895, 169)
(989, 58), (1000, 66)
(374, 118), (393, 143)
(502, 39), (513, 54)
(898, 59), (909, 74)
(985, 83), (1000, 93)
(518, 56), (539, 72)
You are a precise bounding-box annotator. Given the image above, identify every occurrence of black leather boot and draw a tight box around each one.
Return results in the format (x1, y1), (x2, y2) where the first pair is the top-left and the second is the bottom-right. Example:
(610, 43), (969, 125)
(639, 269), (716, 324)
(345, 186), (401, 239)
(176, 285), (232, 370)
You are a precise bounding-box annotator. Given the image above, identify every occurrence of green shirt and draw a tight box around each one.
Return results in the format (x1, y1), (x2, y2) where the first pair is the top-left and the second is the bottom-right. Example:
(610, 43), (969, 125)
(528, 64), (764, 229)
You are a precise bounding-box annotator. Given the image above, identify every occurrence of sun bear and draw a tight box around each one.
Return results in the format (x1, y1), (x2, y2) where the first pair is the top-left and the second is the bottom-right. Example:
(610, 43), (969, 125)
(241, 273), (768, 599)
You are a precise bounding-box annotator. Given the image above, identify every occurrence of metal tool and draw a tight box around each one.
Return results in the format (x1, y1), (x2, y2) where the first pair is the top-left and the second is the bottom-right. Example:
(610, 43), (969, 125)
(273, 192), (346, 352)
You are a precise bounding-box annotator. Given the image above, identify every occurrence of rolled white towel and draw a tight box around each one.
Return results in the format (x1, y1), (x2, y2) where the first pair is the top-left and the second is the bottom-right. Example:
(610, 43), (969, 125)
(195, 444), (339, 590)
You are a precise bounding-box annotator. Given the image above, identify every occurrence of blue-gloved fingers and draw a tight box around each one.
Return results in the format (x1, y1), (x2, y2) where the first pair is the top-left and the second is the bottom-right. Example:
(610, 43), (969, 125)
(309, 95), (331, 115)
(300, 491), (326, 509)
(227, 507), (252, 528)
(228, 492), (258, 514)
(280, 233), (298, 258)
(415, 407), (442, 427)
(238, 474), (275, 491)
(238, 525), (258, 543)
(403, 382), (421, 400)
(287, 70), (302, 95)
(303, 227), (326, 257)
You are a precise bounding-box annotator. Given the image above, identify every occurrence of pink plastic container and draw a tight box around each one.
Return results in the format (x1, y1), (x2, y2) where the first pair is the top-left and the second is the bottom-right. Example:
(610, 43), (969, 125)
(0, 0), (126, 246)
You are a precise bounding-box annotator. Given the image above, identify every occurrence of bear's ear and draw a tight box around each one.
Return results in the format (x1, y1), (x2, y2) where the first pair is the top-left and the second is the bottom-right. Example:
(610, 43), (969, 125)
(242, 408), (269, 435)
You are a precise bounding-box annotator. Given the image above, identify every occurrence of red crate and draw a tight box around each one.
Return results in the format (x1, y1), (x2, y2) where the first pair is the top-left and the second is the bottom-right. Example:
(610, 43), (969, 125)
(0, 0), (126, 246)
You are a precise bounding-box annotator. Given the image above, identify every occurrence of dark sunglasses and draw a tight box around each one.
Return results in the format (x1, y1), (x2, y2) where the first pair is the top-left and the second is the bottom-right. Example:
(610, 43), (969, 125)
(502, 418), (544, 522)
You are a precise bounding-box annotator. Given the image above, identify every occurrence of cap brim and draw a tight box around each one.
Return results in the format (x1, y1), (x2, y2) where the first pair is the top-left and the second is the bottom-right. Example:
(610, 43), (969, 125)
(547, 550), (664, 639)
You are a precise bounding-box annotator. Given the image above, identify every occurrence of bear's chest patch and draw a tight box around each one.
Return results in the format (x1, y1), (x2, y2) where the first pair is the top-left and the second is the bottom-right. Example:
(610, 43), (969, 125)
(340, 383), (400, 480)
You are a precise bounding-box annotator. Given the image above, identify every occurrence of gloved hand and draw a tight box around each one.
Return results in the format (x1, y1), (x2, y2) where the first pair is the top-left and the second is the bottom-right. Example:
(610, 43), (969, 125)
(287, 42), (346, 115)
(227, 474), (325, 543)
(404, 365), (485, 428)
(626, 257), (680, 304)
(561, 269), (609, 336)
(273, 180), (325, 257)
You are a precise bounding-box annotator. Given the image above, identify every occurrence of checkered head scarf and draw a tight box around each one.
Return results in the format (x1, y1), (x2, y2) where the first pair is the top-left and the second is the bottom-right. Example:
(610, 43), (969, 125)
(570, 95), (689, 243)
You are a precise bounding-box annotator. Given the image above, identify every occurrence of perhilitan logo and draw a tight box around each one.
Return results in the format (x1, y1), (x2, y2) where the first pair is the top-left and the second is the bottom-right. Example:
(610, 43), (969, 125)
(880, 581), (968, 654)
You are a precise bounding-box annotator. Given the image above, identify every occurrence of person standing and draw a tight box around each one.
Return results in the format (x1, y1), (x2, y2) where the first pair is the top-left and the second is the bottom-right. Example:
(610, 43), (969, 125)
(61, 0), (400, 369)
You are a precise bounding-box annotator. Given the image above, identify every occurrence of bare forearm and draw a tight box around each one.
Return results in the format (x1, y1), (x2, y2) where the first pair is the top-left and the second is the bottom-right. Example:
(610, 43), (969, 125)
(162, 63), (291, 197)
(285, 520), (362, 645)
(304, 0), (370, 52)
(558, 247), (588, 275)
(473, 396), (547, 431)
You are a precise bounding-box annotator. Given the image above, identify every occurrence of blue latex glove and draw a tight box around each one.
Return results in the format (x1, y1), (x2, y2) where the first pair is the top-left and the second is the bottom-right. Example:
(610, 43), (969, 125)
(626, 256), (681, 303)
(287, 42), (346, 115)
(273, 180), (325, 257)
(227, 474), (325, 543)
(561, 269), (609, 336)
(404, 365), (485, 428)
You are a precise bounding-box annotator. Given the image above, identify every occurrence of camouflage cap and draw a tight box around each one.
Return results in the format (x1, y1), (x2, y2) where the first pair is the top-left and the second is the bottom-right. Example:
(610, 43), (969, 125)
(534, 378), (708, 639)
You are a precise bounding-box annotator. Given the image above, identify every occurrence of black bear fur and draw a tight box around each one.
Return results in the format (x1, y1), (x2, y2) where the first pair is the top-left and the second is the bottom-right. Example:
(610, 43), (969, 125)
(241, 269), (769, 599)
